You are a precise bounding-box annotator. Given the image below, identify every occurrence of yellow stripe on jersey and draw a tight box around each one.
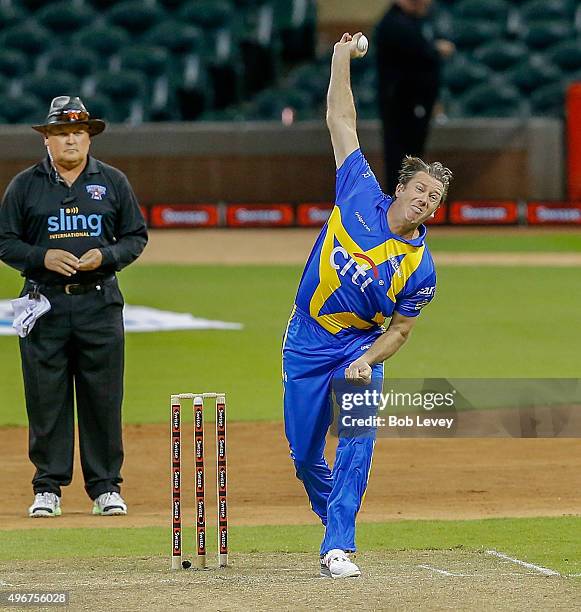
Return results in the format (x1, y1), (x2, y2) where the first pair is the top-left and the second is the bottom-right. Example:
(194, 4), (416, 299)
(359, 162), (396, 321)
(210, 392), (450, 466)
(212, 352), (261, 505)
(386, 246), (425, 303)
(315, 311), (376, 335)
(309, 207), (425, 334)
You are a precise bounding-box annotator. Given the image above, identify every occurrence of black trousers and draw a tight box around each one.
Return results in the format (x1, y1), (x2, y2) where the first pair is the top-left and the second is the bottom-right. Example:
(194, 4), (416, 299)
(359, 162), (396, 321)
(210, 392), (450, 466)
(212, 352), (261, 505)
(19, 278), (125, 500)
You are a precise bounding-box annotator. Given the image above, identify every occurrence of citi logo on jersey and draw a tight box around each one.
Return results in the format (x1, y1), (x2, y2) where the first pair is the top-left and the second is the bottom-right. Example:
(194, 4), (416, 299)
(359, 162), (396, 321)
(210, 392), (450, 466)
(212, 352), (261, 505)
(330, 247), (378, 293)
(47, 207), (103, 238)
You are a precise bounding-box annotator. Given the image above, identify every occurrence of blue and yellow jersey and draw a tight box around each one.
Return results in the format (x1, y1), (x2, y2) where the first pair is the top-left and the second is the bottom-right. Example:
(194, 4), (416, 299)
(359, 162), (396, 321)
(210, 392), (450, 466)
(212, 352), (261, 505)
(295, 149), (436, 337)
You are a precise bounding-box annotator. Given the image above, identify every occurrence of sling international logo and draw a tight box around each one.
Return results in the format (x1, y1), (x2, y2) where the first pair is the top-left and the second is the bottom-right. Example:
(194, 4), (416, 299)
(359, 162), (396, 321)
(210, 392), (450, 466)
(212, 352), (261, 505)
(47, 208), (103, 238)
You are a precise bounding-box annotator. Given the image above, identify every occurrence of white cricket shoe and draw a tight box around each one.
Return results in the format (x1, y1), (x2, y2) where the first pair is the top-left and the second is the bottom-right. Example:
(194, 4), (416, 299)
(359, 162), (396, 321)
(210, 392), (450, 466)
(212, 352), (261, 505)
(92, 492), (127, 516)
(28, 492), (61, 518)
(320, 549), (361, 579)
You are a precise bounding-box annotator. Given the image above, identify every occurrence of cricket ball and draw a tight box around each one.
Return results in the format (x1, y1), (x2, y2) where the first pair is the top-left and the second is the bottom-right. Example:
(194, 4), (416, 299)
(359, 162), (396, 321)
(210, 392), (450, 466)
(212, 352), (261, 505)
(357, 35), (369, 55)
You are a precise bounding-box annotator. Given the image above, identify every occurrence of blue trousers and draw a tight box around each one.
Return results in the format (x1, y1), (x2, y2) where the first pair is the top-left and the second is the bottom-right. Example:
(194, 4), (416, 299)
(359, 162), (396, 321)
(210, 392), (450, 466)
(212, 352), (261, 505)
(282, 307), (383, 556)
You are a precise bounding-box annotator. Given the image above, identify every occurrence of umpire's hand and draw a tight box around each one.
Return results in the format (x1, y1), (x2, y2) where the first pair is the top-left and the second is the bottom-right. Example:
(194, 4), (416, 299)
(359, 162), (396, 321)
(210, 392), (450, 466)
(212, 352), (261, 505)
(78, 248), (103, 271)
(44, 249), (79, 276)
(345, 358), (373, 386)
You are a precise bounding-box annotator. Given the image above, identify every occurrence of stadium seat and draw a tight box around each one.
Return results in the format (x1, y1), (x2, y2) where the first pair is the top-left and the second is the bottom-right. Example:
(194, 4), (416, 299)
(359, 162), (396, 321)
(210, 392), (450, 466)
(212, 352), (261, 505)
(92, 69), (147, 103)
(209, 61), (244, 110)
(473, 41), (528, 71)
(237, 2), (280, 96)
(508, 55), (562, 93)
(119, 45), (170, 77)
(455, 0), (510, 23)
(0, 49), (29, 79)
(247, 88), (314, 121)
(430, 1), (454, 39)
(90, 0), (128, 8)
(547, 40), (581, 73)
(519, 0), (576, 23)
(178, 1), (240, 68)
(21, 71), (80, 104)
(450, 19), (505, 50)
(0, 93), (44, 124)
(35, 2), (95, 32)
(177, 2), (243, 108)
(0, 22), (51, 55)
(73, 25), (130, 57)
(273, 0), (317, 64)
(107, 0), (166, 35)
(0, 3), (27, 29)
(443, 55), (492, 95)
(40, 48), (101, 78)
(90, 70), (148, 122)
(286, 63), (328, 106)
(170, 55), (212, 120)
(529, 80), (567, 116)
(20, 0), (51, 11)
(460, 80), (524, 117)
(178, 1), (234, 30)
(522, 21), (574, 50)
(0, 75), (8, 96)
(355, 72), (378, 120)
(143, 22), (203, 56)
(82, 93), (114, 123)
(157, 0), (185, 10)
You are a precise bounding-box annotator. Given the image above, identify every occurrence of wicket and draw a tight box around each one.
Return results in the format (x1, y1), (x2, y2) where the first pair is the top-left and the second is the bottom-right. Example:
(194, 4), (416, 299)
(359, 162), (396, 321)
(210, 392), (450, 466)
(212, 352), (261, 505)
(171, 393), (228, 570)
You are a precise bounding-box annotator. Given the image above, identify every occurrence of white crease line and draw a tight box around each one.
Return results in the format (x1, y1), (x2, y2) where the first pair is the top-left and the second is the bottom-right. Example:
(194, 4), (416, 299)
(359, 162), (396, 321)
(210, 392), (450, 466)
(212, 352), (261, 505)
(417, 564), (468, 577)
(567, 573), (581, 577)
(486, 550), (560, 576)
(0, 581), (13, 586)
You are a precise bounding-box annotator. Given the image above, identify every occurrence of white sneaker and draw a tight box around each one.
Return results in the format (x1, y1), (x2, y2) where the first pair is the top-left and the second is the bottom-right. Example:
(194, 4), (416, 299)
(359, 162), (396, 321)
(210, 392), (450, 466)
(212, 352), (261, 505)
(320, 549), (361, 579)
(28, 492), (61, 518)
(92, 492), (127, 516)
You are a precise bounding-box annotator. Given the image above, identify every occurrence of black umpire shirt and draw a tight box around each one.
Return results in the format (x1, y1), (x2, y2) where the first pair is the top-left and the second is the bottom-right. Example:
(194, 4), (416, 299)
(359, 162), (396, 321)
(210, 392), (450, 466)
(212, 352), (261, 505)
(375, 5), (441, 117)
(0, 156), (148, 285)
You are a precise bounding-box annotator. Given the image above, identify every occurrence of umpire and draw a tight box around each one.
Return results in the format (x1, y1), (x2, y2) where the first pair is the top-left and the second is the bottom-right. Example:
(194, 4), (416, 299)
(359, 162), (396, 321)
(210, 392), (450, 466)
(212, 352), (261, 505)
(0, 96), (148, 517)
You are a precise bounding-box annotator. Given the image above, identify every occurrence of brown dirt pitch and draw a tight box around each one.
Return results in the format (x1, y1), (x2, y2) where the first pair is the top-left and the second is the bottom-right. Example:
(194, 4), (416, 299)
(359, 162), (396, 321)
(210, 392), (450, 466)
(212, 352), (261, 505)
(1, 424), (580, 609)
(2, 424), (581, 531)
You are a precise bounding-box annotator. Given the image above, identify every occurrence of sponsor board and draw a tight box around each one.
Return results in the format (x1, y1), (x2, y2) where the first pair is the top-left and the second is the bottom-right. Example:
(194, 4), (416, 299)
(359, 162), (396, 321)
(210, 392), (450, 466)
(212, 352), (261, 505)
(149, 204), (219, 228)
(226, 204), (294, 227)
(450, 201), (518, 225)
(297, 203), (333, 226)
(528, 202), (581, 225)
(567, 84), (581, 200)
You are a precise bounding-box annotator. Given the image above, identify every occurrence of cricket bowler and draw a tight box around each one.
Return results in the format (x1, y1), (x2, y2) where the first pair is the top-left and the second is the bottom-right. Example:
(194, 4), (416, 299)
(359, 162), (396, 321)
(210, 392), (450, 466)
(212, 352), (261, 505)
(282, 32), (452, 578)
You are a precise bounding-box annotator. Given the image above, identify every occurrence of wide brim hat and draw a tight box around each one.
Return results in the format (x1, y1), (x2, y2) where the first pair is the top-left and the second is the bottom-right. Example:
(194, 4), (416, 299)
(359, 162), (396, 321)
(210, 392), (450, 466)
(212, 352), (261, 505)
(32, 95), (106, 136)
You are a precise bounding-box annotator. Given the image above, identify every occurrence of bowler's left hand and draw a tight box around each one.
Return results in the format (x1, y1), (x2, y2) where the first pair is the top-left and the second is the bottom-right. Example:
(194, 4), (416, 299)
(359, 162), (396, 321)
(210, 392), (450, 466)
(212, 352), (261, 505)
(78, 248), (103, 271)
(345, 359), (373, 385)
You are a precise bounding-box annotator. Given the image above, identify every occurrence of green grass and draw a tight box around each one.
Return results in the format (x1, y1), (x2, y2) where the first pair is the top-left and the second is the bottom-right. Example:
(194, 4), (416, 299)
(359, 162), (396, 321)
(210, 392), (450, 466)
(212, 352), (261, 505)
(1, 264), (580, 425)
(427, 232), (581, 252)
(1, 517), (580, 575)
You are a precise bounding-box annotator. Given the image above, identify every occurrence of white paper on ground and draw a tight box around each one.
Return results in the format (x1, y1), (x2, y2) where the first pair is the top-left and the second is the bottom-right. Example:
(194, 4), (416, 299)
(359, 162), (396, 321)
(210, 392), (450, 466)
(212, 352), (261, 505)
(0, 301), (242, 335)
